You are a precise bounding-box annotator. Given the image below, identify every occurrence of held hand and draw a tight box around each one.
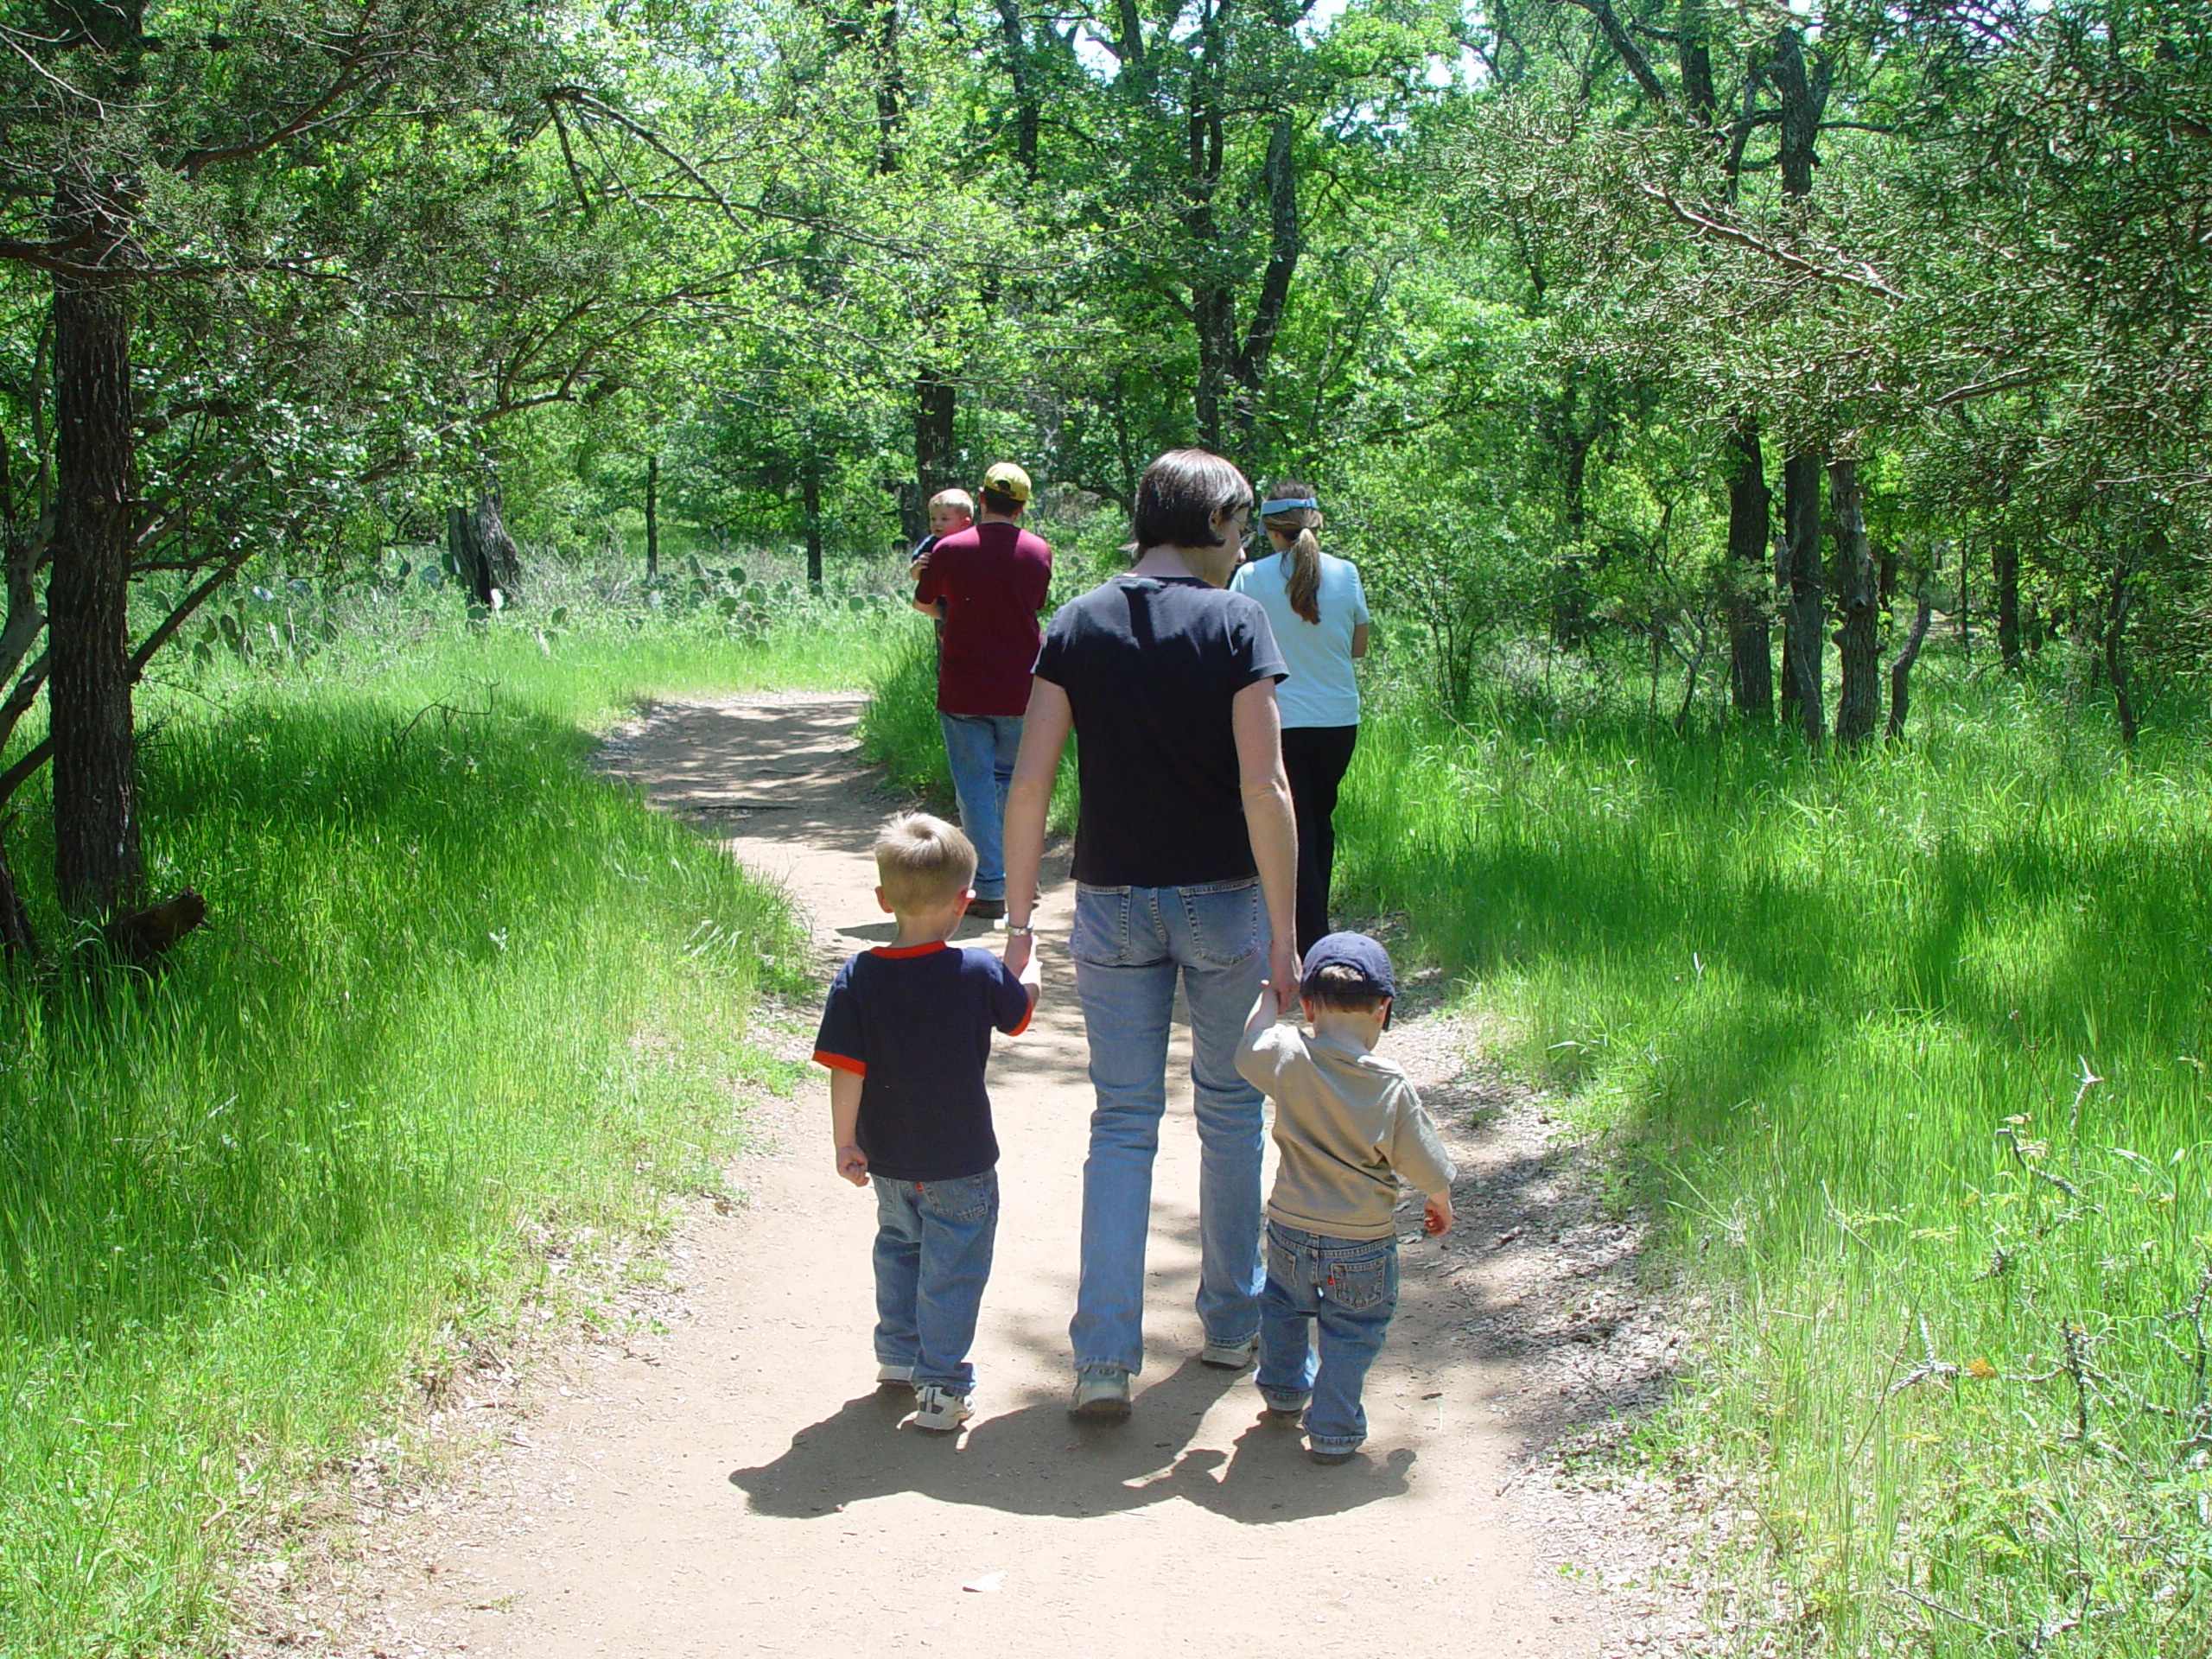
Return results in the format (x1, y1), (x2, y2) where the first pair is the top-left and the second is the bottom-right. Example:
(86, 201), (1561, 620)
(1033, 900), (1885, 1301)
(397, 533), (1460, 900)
(1268, 937), (1301, 1014)
(1002, 928), (1034, 980)
(1423, 1194), (1454, 1236)
(836, 1144), (869, 1187)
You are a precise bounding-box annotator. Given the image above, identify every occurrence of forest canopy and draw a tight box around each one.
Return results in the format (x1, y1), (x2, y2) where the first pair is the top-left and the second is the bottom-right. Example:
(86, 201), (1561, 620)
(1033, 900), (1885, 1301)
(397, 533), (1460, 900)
(1, 0), (2207, 918)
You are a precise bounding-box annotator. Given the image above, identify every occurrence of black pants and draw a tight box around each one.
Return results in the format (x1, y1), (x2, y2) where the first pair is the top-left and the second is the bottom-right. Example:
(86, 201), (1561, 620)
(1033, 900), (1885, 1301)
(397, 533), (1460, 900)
(1280, 723), (1359, 958)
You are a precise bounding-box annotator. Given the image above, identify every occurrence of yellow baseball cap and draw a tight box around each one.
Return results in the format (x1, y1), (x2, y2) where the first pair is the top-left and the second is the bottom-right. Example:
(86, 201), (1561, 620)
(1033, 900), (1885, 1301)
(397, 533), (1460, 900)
(982, 461), (1033, 503)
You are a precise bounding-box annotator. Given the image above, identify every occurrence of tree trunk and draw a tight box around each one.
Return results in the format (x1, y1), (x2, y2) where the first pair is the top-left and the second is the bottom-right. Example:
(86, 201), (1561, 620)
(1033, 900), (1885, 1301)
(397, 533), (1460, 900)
(872, 0), (905, 175)
(1775, 526), (1795, 720)
(993, 0), (1039, 180)
(48, 218), (140, 916)
(0, 813), (37, 962)
(2103, 563), (2137, 747)
(914, 370), (957, 505)
(1886, 579), (1934, 741)
(1725, 416), (1772, 717)
(1184, 59), (1230, 454)
(1768, 25), (1829, 200)
(448, 491), (521, 607)
(1679, 0), (1717, 124)
(1780, 450), (1824, 745)
(1956, 539), (1972, 659)
(1225, 113), (1300, 454)
(1827, 458), (1879, 747)
(801, 461), (823, 588)
(1993, 537), (2022, 671)
(645, 454), (659, 577)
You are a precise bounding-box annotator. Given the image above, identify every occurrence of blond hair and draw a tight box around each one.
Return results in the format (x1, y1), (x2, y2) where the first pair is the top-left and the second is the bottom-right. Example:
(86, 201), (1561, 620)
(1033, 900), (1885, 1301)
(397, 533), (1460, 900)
(1262, 480), (1324, 626)
(928, 488), (976, 520)
(874, 812), (976, 911)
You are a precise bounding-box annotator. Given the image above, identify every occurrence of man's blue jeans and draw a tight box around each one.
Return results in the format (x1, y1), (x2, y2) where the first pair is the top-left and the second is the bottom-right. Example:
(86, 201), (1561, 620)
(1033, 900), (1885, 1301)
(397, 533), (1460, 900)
(938, 713), (1023, 900)
(871, 1169), (999, 1393)
(1068, 878), (1268, 1376)
(1255, 1222), (1400, 1453)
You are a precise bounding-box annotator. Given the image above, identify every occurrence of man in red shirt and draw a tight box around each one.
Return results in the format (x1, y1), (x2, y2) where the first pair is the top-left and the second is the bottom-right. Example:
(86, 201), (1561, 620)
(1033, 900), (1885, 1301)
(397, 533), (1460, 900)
(912, 461), (1052, 920)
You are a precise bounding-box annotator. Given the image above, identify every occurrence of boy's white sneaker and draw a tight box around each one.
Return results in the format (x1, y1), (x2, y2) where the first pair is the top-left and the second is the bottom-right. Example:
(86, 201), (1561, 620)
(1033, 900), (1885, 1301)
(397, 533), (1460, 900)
(876, 1362), (915, 1389)
(1069, 1368), (1132, 1421)
(1199, 1333), (1258, 1370)
(911, 1384), (973, 1433)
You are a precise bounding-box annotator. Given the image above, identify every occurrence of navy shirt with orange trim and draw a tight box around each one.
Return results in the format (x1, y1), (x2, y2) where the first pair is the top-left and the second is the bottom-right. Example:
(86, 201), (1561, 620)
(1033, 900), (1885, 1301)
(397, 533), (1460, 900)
(812, 942), (1033, 1182)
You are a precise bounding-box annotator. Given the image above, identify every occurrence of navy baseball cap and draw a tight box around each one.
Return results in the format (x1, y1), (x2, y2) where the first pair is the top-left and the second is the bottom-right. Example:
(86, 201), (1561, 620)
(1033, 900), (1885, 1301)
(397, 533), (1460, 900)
(1299, 931), (1396, 1001)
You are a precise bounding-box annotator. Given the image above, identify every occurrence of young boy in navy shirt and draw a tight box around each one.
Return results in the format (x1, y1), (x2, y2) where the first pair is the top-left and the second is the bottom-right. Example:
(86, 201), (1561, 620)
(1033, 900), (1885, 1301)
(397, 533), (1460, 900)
(813, 813), (1039, 1432)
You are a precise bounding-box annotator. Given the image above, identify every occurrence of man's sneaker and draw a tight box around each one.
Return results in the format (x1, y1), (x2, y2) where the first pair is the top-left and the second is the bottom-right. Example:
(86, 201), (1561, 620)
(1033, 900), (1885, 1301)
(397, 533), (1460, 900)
(1308, 1444), (1360, 1465)
(911, 1384), (973, 1433)
(876, 1362), (915, 1390)
(1199, 1333), (1258, 1370)
(966, 897), (1007, 921)
(1256, 1403), (1306, 1427)
(1069, 1367), (1132, 1421)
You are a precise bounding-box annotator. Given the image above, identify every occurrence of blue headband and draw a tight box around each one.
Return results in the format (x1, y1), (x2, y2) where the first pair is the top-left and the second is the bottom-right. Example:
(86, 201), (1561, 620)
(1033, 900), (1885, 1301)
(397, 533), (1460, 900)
(1261, 498), (1318, 515)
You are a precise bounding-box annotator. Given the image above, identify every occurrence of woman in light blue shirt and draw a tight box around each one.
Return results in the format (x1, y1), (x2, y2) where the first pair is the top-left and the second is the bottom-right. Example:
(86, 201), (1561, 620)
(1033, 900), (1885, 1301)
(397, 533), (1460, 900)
(1230, 482), (1370, 957)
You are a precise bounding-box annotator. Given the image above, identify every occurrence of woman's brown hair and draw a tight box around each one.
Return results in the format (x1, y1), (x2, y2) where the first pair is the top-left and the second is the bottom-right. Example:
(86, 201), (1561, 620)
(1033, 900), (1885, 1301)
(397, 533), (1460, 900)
(1131, 448), (1252, 551)
(1262, 480), (1324, 625)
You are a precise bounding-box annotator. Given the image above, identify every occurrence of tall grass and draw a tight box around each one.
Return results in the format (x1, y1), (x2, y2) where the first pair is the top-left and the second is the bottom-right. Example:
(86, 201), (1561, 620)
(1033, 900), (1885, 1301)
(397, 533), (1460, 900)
(1334, 660), (2212, 1655)
(0, 563), (901, 1654)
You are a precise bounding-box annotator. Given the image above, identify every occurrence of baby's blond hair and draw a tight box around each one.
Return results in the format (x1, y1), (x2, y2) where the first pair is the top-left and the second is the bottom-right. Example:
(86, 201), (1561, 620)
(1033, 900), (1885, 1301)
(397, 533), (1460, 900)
(874, 812), (976, 911)
(928, 488), (976, 520)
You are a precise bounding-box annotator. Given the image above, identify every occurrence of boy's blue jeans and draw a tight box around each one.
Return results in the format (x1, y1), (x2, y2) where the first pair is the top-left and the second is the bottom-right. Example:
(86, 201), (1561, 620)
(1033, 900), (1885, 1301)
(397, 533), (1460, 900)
(871, 1169), (999, 1393)
(938, 714), (1023, 900)
(1068, 878), (1268, 1377)
(1255, 1222), (1401, 1454)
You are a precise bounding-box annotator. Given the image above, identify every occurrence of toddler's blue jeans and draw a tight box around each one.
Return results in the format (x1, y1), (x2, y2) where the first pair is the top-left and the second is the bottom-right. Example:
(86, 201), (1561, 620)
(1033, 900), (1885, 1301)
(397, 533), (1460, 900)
(1255, 1221), (1400, 1454)
(871, 1169), (999, 1393)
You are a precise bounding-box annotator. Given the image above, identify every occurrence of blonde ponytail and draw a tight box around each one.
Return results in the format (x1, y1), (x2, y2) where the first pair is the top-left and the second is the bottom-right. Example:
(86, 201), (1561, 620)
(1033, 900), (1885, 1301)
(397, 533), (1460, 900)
(1262, 480), (1325, 626)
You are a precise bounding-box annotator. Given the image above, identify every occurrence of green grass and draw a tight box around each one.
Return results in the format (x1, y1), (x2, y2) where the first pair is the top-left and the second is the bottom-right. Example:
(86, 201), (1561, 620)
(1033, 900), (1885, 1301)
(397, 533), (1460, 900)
(0, 563), (902, 1654)
(1333, 661), (2212, 1656)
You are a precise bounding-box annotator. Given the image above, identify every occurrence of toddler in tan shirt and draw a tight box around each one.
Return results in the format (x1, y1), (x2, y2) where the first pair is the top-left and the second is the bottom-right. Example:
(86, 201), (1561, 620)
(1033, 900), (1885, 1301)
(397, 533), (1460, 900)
(1235, 931), (1455, 1464)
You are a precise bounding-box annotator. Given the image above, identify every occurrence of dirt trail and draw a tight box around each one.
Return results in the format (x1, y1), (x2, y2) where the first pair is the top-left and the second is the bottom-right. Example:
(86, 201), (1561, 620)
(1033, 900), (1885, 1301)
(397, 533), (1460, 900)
(293, 694), (1690, 1659)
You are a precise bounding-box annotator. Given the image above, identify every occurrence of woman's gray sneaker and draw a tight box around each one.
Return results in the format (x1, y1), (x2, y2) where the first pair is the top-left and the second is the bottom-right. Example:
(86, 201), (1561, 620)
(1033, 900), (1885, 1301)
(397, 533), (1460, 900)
(1069, 1367), (1132, 1420)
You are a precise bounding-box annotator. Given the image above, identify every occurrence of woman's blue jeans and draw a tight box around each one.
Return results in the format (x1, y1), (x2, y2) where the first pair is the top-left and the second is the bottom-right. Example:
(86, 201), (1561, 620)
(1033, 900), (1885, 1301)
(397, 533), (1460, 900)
(1068, 878), (1268, 1376)
(1255, 1222), (1400, 1453)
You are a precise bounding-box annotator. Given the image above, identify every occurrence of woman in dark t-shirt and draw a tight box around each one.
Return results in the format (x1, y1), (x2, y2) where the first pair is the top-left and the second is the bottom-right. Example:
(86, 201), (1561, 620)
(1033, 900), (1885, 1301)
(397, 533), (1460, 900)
(1001, 448), (1300, 1421)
